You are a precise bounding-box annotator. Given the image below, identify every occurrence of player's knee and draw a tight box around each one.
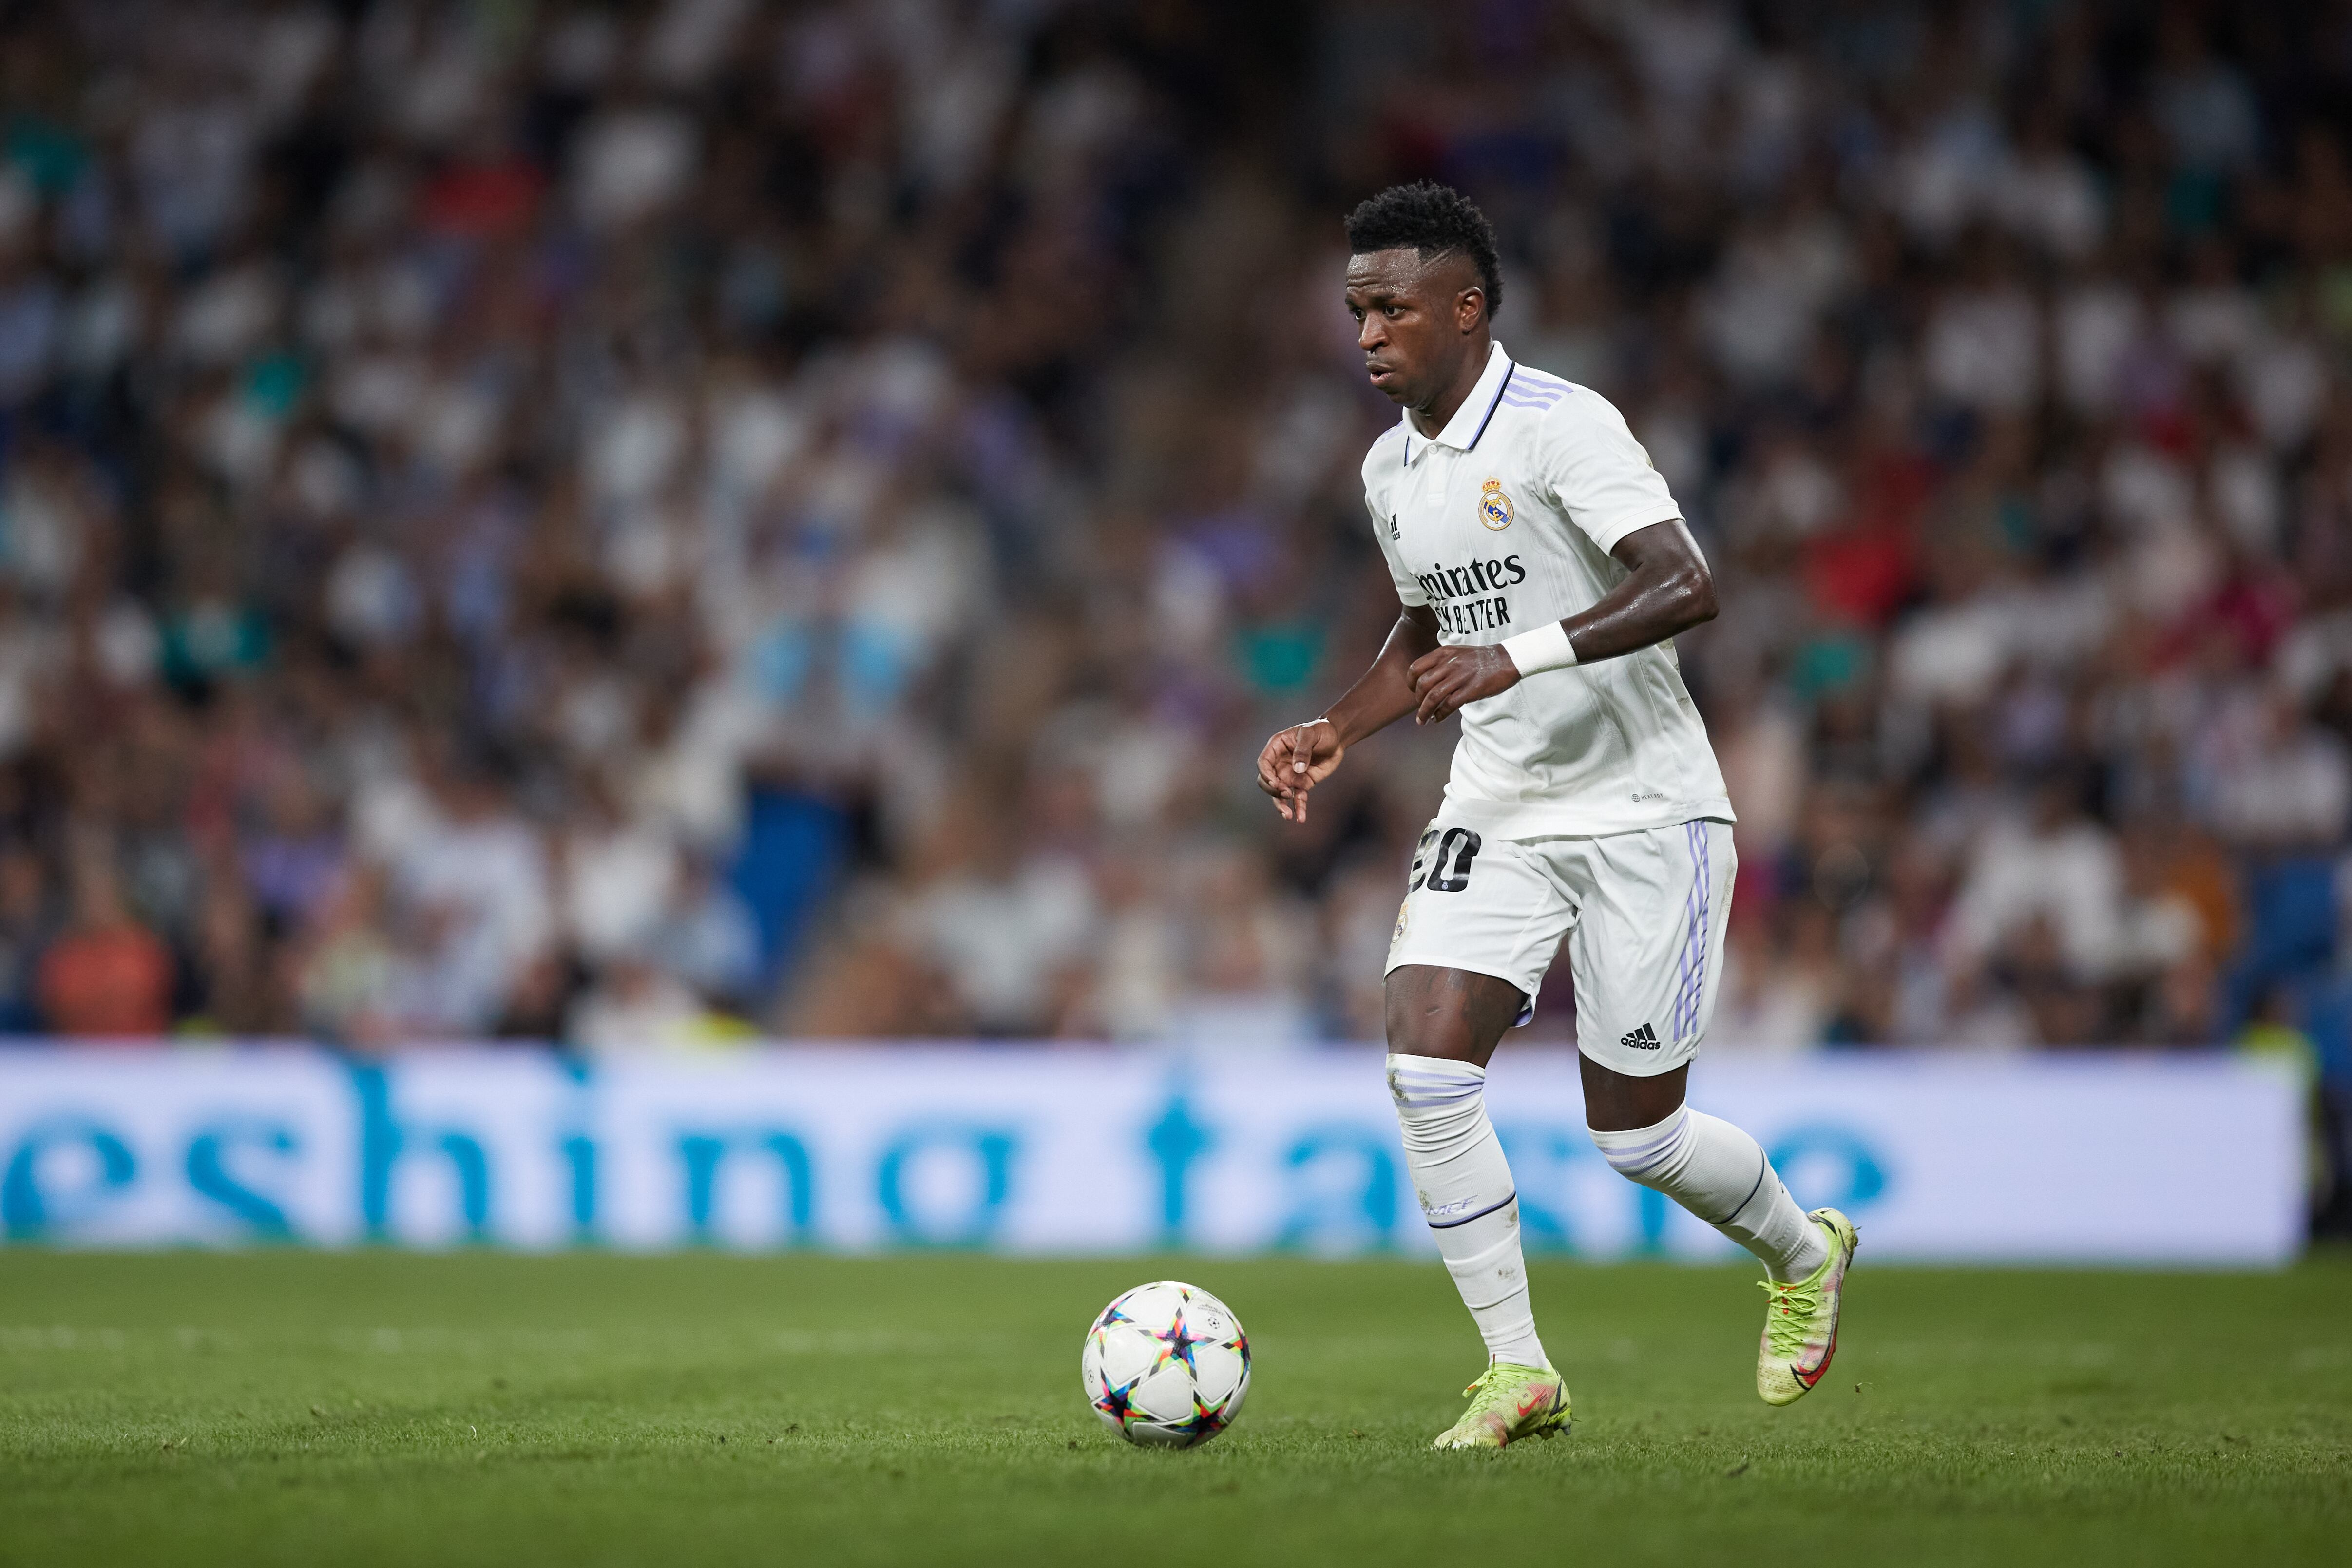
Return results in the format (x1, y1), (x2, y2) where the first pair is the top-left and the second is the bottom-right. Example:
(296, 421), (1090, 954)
(1383, 1053), (1486, 1150)
(1590, 1104), (1692, 1187)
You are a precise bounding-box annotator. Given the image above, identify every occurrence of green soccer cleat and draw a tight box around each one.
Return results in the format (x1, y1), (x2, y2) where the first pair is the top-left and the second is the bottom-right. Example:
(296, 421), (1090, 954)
(1431, 1360), (1571, 1450)
(1756, 1207), (1859, 1407)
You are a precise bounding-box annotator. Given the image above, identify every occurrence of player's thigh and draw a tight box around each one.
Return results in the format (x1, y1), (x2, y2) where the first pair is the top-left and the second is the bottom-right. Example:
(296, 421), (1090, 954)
(1563, 819), (1735, 1077)
(1382, 965), (1528, 1066)
(1384, 821), (1575, 1059)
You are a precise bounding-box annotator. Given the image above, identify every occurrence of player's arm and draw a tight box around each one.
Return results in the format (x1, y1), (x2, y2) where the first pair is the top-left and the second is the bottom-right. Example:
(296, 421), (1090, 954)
(1406, 518), (1716, 726)
(1255, 605), (1439, 822)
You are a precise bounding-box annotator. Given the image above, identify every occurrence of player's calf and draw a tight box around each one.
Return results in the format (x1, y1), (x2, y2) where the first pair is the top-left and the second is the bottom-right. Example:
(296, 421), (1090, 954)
(1387, 1052), (1548, 1370)
(1590, 1105), (1860, 1403)
(1588, 1105), (1829, 1281)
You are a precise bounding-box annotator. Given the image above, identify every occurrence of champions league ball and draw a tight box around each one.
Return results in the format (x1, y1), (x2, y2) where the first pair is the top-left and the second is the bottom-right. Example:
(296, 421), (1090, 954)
(1080, 1281), (1251, 1448)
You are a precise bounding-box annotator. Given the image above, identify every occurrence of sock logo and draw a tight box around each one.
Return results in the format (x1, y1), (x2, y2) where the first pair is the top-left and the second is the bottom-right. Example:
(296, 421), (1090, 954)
(1619, 1022), (1661, 1052)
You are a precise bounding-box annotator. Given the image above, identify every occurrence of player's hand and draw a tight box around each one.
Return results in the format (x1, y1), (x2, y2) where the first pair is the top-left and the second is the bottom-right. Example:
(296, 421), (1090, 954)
(1255, 719), (1345, 823)
(1408, 644), (1519, 726)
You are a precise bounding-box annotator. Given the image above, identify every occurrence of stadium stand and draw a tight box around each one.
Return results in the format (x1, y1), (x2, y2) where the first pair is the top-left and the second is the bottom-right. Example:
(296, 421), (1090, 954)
(0, 2), (2349, 1229)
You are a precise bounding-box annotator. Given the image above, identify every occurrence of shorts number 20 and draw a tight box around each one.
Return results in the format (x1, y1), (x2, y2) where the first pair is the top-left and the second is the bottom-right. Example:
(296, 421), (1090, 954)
(1410, 827), (1482, 894)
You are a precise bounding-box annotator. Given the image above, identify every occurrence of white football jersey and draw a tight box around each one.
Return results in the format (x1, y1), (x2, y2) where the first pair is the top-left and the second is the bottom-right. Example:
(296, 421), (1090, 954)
(1363, 341), (1734, 839)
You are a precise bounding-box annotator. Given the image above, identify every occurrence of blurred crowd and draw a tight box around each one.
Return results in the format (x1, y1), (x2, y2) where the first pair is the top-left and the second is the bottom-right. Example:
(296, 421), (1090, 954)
(2, 0), (2352, 1133)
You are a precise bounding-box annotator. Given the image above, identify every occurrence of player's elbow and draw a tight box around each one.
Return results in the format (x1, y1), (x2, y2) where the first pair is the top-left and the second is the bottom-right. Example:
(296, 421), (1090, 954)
(1674, 563), (1718, 630)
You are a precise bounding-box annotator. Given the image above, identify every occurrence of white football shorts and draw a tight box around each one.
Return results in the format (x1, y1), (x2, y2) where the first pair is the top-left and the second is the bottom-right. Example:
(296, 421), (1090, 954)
(1384, 816), (1735, 1077)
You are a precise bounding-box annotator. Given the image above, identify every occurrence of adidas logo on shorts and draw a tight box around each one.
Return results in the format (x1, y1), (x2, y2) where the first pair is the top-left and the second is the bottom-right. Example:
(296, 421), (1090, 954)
(1619, 1022), (1661, 1051)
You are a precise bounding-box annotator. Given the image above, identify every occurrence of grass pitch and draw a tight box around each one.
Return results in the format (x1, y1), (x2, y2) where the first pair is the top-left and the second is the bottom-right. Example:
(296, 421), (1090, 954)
(2, 1252), (2348, 1567)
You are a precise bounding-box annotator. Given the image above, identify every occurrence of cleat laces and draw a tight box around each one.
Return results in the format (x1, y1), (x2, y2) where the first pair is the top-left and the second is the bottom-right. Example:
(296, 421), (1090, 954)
(1456, 1363), (1557, 1416)
(1460, 1363), (1516, 1406)
(1435, 1362), (1566, 1448)
(1759, 1275), (1825, 1360)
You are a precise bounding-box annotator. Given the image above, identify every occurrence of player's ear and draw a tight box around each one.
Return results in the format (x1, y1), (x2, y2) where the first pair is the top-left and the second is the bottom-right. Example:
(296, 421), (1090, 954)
(1459, 287), (1487, 333)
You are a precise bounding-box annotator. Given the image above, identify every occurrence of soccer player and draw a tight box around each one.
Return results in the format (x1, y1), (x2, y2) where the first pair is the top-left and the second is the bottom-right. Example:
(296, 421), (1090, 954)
(1255, 183), (1857, 1450)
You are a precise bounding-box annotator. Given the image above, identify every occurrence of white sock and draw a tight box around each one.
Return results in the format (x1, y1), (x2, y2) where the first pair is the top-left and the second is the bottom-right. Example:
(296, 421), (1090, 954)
(1590, 1106), (1829, 1282)
(1386, 1053), (1547, 1368)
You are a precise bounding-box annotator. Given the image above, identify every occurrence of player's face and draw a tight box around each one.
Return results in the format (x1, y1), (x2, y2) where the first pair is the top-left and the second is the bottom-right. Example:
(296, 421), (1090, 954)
(1344, 249), (1485, 407)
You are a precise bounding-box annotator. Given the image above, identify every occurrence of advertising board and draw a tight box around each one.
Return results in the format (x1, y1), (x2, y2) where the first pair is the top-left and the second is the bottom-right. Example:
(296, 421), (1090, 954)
(0, 1046), (2304, 1264)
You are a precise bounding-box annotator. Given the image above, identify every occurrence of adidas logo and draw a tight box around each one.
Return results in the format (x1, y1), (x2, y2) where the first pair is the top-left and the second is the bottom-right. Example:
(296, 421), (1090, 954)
(1619, 1022), (1661, 1051)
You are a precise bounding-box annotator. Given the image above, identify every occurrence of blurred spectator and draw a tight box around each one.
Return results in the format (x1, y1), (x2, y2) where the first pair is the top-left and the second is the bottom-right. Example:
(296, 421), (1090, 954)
(568, 951), (733, 1056)
(294, 863), (400, 1049)
(1162, 841), (1314, 1049)
(900, 791), (1095, 1037)
(1949, 768), (2126, 987)
(37, 845), (172, 1036)
(0, 844), (56, 1031)
(645, 857), (762, 1008)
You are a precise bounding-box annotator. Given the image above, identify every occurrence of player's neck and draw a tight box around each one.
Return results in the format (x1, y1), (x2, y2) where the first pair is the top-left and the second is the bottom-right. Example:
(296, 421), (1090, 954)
(1407, 335), (1494, 439)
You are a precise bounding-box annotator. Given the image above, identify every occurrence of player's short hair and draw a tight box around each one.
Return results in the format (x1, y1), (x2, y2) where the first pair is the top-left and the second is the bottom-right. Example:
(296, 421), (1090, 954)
(1344, 181), (1504, 320)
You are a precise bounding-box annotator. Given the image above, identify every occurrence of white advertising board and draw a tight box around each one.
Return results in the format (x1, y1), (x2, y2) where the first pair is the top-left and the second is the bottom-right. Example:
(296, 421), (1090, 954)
(0, 1046), (2305, 1264)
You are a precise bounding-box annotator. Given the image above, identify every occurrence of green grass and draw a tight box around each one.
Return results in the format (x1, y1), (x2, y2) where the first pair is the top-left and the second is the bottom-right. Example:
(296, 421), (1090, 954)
(2, 1252), (2348, 1567)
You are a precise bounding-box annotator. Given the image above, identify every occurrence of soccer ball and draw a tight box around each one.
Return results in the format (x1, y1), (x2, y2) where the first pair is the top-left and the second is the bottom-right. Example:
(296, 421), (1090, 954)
(1080, 1281), (1251, 1448)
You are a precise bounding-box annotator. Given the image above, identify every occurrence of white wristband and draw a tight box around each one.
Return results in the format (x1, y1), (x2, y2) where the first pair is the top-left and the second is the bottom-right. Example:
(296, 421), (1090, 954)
(1501, 622), (1577, 676)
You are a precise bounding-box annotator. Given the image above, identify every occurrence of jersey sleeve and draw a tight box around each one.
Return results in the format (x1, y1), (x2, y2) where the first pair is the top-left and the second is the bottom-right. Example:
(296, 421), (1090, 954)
(1537, 391), (1682, 555)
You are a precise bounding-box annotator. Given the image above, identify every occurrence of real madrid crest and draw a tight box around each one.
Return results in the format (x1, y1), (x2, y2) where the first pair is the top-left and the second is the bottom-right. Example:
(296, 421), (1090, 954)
(1477, 477), (1514, 531)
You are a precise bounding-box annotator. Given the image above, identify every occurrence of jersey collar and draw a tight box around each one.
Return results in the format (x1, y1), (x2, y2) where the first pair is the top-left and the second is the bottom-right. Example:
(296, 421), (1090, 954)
(1401, 341), (1514, 464)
